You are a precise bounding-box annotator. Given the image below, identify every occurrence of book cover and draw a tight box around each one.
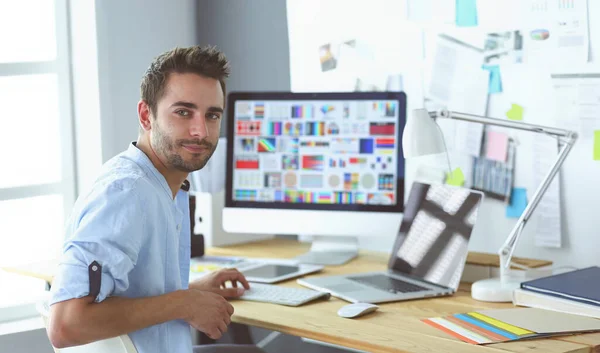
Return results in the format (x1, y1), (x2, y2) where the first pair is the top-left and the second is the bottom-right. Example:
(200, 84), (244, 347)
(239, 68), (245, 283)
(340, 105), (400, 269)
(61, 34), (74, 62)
(520, 266), (600, 306)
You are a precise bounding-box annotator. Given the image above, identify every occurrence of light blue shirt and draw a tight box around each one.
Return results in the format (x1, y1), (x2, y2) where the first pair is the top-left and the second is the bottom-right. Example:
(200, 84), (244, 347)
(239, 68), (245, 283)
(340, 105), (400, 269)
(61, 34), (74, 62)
(50, 142), (192, 353)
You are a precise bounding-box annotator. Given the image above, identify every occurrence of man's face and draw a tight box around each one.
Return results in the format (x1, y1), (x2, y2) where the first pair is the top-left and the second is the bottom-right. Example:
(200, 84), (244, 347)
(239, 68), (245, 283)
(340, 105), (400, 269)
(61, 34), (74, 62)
(150, 73), (224, 173)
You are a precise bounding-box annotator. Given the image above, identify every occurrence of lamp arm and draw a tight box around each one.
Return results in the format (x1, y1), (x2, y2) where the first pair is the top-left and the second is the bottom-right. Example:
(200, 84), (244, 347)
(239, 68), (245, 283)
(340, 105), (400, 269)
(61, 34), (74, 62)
(497, 132), (576, 279)
(431, 109), (578, 280)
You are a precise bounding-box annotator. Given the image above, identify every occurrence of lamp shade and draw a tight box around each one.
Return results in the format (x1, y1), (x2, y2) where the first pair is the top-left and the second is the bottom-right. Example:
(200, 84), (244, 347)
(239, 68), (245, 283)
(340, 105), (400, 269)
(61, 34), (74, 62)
(402, 108), (446, 158)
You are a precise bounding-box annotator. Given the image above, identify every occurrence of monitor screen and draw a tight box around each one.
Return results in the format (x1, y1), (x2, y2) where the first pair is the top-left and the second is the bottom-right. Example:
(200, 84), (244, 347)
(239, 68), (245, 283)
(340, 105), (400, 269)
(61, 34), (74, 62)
(225, 92), (406, 213)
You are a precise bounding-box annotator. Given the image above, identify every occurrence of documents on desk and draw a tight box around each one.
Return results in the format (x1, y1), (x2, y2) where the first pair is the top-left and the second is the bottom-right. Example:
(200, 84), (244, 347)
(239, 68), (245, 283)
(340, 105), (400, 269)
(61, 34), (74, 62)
(190, 255), (323, 284)
(423, 308), (600, 345)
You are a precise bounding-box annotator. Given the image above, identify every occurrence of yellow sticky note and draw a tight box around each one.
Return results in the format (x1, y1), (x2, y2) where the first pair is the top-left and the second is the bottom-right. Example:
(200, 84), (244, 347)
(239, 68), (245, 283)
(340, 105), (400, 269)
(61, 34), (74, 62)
(446, 168), (465, 186)
(506, 103), (524, 121)
(594, 131), (600, 161)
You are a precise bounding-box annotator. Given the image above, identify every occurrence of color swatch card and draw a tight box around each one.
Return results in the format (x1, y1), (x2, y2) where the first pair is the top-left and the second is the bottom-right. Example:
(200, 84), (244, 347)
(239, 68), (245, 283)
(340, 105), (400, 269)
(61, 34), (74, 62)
(423, 308), (600, 345)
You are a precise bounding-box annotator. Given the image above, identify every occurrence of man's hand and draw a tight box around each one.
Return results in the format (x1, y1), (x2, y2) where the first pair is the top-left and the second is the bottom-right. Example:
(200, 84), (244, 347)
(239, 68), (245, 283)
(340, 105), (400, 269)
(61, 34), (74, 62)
(183, 289), (235, 339)
(189, 268), (251, 298)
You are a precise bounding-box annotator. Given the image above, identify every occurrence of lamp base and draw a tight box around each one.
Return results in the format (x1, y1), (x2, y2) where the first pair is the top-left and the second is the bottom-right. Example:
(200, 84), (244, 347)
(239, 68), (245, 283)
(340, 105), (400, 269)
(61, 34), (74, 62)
(471, 277), (521, 302)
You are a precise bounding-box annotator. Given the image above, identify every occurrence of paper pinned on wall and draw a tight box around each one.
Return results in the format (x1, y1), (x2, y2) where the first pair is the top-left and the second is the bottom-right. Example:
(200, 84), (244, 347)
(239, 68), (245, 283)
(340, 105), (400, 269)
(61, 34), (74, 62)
(455, 0), (478, 27)
(454, 121), (485, 157)
(486, 131), (509, 162)
(524, 0), (589, 66)
(506, 188), (528, 218)
(428, 35), (487, 157)
(506, 103), (524, 121)
(552, 74), (600, 142)
(532, 135), (562, 248)
(553, 0), (589, 64)
(407, 0), (455, 24)
(483, 30), (524, 65)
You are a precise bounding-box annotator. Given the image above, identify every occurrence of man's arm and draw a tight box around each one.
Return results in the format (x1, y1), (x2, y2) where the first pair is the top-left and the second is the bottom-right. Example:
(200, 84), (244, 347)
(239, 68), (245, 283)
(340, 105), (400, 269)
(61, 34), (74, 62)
(49, 289), (234, 348)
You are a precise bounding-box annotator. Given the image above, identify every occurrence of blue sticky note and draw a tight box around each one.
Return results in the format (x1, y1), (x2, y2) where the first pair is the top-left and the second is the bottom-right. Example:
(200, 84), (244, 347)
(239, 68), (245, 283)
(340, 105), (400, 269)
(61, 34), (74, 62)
(482, 64), (503, 94)
(506, 188), (527, 218)
(456, 0), (478, 27)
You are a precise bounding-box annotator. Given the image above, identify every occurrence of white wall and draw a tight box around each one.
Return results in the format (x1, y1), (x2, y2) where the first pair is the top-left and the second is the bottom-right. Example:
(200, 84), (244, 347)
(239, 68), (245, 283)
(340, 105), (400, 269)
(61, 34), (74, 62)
(285, 0), (600, 270)
(197, 0), (291, 137)
(94, 0), (198, 162)
(71, 0), (198, 191)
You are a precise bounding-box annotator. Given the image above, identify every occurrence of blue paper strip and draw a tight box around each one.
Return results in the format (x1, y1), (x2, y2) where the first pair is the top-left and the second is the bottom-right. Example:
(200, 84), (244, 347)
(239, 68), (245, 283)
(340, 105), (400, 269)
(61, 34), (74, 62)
(454, 314), (519, 340)
(506, 187), (527, 218)
(456, 0), (478, 27)
(482, 64), (503, 94)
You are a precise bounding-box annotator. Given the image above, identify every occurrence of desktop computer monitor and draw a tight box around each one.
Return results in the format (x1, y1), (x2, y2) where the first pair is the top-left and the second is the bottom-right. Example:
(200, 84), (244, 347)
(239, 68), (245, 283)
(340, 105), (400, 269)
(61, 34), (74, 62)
(223, 92), (406, 265)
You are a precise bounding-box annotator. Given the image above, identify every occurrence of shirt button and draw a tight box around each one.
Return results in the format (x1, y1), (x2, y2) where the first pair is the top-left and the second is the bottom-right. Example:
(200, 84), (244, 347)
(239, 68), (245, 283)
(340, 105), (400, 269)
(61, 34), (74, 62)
(176, 224), (181, 231)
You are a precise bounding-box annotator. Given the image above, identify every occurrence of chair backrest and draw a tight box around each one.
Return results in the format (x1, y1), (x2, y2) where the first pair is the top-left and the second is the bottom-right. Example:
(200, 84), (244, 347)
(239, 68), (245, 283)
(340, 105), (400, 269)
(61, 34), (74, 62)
(37, 297), (138, 353)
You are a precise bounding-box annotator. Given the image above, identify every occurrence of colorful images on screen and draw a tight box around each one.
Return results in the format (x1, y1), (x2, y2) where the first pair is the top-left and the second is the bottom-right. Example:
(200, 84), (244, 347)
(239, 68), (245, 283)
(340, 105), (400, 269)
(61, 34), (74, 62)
(302, 155), (324, 171)
(291, 104), (314, 118)
(254, 103), (265, 119)
(372, 101), (396, 117)
(231, 99), (400, 206)
(257, 138), (276, 152)
(320, 104), (335, 116)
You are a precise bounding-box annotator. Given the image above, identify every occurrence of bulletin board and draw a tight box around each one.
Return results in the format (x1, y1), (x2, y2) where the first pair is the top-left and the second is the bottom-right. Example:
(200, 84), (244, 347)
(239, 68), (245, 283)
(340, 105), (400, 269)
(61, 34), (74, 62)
(286, 0), (600, 268)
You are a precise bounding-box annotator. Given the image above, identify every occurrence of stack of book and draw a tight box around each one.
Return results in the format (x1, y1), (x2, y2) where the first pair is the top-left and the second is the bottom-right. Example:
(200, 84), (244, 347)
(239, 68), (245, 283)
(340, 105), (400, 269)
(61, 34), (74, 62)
(512, 266), (600, 319)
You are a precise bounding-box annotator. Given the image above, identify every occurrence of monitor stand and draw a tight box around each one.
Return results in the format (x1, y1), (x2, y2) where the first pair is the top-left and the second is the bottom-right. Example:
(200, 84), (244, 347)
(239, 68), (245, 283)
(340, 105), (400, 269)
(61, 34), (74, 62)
(294, 236), (359, 265)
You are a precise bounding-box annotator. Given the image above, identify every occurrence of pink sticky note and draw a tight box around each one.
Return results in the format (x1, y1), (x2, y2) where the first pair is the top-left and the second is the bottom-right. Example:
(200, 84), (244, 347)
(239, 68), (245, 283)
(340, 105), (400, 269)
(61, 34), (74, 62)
(486, 131), (509, 162)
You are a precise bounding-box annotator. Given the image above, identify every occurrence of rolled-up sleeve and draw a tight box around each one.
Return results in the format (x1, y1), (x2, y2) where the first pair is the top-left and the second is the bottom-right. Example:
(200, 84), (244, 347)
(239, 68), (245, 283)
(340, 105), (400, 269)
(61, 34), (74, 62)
(50, 183), (145, 305)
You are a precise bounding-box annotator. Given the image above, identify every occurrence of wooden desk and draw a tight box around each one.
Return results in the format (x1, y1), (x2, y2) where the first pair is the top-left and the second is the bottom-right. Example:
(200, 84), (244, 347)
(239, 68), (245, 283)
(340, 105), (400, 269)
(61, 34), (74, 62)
(3, 239), (598, 353)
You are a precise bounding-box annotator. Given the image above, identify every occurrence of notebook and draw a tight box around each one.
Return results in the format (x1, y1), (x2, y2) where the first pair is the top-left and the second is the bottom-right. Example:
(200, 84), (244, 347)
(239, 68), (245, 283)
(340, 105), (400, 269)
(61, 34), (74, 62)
(520, 266), (600, 307)
(513, 288), (600, 319)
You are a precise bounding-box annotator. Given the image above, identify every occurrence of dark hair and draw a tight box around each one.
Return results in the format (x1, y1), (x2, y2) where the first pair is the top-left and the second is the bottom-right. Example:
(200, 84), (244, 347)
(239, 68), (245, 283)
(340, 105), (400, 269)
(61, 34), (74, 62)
(140, 45), (230, 115)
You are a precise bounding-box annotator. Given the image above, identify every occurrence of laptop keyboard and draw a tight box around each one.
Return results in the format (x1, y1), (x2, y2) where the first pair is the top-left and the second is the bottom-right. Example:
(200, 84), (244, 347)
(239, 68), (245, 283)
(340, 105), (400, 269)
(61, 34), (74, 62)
(349, 274), (429, 293)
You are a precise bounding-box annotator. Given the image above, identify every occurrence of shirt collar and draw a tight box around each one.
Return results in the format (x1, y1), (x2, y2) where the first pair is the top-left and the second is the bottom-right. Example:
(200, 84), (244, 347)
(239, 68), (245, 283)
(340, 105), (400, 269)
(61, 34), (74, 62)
(125, 142), (190, 197)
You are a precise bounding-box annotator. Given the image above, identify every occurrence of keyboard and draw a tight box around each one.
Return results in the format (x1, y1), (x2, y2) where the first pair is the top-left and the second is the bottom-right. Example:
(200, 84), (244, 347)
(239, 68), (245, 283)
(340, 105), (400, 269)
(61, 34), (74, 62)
(349, 274), (428, 293)
(238, 283), (331, 306)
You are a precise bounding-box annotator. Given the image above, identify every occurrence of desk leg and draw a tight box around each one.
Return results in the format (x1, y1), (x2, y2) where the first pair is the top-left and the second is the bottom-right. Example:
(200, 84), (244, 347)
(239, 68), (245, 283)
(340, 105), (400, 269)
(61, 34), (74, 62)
(229, 323), (254, 344)
(195, 323), (254, 345)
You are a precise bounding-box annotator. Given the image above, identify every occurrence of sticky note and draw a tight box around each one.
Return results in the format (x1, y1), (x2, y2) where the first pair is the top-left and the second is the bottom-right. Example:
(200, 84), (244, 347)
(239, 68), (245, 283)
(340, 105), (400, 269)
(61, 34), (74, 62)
(506, 103), (524, 121)
(446, 168), (465, 186)
(594, 131), (600, 161)
(506, 188), (527, 218)
(482, 65), (503, 94)
(486, 131), (509, 162)
(456, 0), (478, 27)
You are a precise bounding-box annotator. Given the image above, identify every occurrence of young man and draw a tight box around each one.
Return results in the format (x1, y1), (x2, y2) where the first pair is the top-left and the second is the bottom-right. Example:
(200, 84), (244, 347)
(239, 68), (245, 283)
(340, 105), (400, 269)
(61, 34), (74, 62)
(48, 46), (263, 353)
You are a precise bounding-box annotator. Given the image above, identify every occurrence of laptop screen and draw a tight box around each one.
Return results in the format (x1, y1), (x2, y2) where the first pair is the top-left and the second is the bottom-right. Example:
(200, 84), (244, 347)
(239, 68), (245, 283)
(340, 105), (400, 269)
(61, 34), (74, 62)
(388, 182), (483, 291)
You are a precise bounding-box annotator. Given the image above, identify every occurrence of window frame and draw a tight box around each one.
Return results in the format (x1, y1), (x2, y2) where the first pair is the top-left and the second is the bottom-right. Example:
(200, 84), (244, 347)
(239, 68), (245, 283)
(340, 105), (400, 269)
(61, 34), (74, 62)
(0, 0), (76, 322)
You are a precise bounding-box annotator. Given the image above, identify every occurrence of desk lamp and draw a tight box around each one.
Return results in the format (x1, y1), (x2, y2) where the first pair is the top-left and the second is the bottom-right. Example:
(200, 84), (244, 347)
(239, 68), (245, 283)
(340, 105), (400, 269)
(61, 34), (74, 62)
(403, 108), (577, 302)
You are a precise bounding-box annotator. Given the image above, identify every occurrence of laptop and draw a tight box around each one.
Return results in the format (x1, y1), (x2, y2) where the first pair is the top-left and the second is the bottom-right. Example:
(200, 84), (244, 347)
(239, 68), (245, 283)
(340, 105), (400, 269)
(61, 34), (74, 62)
(297, 182), (484, 304)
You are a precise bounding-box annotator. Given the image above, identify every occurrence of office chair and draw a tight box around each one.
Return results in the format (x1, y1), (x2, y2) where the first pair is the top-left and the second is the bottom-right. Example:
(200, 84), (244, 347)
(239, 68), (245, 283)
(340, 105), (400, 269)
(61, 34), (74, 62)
(36, 297), (138, 353)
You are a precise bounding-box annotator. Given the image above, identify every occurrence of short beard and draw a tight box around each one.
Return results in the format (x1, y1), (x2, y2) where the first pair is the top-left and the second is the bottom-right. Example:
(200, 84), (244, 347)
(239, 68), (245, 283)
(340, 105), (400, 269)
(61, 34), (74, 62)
(151, 123), (216, 173)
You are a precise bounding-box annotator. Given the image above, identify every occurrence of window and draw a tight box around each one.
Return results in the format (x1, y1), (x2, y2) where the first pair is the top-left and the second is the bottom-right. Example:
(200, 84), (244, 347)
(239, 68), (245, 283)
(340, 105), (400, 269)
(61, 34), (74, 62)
(0, 0), (76, 318)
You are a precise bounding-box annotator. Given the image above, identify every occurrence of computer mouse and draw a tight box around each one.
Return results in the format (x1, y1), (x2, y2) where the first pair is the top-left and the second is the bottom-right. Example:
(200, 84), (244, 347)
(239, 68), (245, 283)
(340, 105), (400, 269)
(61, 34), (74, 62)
(337, 303), (379, 318)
